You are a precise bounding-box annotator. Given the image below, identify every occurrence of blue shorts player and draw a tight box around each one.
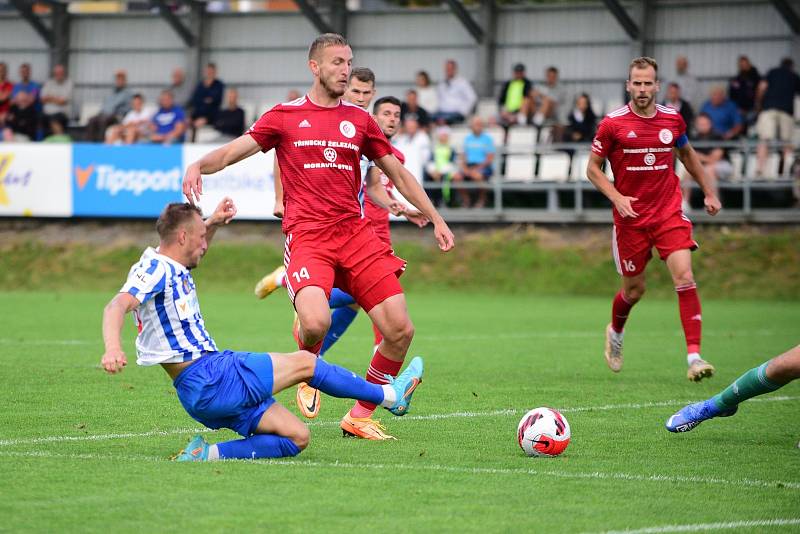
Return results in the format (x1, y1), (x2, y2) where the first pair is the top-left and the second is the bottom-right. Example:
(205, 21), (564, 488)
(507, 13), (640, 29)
(100, 198), (423, 461)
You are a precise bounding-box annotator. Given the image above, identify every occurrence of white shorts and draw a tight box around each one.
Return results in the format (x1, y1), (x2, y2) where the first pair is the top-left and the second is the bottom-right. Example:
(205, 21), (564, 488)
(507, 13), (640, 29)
(756, 109), (794, 142)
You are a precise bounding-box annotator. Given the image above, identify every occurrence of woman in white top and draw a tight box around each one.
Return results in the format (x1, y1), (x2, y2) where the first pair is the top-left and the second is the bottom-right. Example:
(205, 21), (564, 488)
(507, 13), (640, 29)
(414, 71), (438, 114)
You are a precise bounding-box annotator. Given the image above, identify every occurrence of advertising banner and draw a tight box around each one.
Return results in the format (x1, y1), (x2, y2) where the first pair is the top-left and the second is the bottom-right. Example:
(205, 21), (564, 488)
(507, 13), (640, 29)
(182, 144), (277, 220)
(72, 143), (184, 217)
(0, 144), (72, 217)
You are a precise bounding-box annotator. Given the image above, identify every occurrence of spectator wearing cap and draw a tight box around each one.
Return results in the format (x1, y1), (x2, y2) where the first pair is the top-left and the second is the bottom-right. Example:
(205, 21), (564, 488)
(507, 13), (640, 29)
(400, 89), (431, 130)
(497, 63), (533, 127)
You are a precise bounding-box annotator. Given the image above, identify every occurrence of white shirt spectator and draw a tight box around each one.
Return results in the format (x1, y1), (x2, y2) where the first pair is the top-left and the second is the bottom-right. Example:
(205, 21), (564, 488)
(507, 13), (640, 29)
(417, 86), (439, 114)
(393, 130), (431, 185)
(437, 77), (477, 117)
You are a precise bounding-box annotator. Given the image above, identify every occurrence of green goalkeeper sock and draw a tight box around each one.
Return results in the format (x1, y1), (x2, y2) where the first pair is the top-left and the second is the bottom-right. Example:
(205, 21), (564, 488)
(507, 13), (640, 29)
(712, 361), (782, 410)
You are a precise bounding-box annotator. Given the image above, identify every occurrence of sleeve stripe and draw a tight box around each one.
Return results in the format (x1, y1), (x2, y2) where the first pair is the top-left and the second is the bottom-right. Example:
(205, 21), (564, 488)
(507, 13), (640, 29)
(145, 259), (160, 275)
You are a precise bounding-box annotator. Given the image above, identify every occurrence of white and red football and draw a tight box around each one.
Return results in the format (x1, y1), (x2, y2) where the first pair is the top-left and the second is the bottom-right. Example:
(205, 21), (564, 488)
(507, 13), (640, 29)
(517, 407), (571, 457)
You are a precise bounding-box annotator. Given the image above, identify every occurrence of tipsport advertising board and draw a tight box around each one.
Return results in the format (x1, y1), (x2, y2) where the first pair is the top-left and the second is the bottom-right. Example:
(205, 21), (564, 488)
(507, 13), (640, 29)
(0, 144), (72, 217)
(72, 143), (184, 217)
(182, 144), (277, 220)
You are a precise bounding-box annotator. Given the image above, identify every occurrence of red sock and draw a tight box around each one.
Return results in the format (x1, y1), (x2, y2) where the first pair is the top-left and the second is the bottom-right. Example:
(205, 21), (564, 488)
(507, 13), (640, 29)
(676, 283), (701, 354)
(350, 348), (403, 418)
(611, 290), (634, 333)
(372, 323), (383, 347)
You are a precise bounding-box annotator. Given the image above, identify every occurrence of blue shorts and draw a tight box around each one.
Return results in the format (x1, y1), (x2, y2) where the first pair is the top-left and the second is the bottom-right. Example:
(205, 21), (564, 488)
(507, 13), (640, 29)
(173, 350), (275, 437)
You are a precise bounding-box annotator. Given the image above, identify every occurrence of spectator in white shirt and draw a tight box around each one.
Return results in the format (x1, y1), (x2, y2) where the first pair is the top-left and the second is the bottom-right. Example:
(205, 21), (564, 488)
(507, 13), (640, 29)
(433, 60), (477, 125)
(105, 93), (152, 144)
(414, 70), (438, 115)
(393, 117), (431, 186)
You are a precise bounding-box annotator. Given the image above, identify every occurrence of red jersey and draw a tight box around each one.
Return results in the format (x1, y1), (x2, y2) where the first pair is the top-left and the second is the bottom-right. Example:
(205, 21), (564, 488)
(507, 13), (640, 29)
(592, 103), (687, 228)
(364, 145), (405, 245)
(248, 95), (393, 233)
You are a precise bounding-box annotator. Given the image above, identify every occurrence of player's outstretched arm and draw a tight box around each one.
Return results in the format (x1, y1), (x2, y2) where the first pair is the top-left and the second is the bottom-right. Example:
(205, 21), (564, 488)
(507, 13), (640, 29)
(101, 292), (140, 374)
(183, 134), (262, 204)
(374, 154), (454, 251)
(586, 153), (639, 218)
(676, 144), (721, 216)
(205, 197), (237, 246)
(364, 166), (406, 215)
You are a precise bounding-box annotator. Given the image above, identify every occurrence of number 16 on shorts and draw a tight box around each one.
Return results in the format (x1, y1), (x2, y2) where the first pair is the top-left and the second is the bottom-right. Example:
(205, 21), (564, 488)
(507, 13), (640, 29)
(292, 267), (310, 283)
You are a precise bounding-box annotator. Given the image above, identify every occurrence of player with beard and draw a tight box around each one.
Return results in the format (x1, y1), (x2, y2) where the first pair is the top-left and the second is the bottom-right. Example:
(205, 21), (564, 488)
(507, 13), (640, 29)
(586, 57), (722, 381)
(183, 34), (454, 439)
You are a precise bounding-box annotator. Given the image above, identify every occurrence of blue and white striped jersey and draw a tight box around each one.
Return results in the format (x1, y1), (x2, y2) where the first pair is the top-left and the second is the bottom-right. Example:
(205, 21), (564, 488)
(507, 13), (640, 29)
(120, 247), (217, 366)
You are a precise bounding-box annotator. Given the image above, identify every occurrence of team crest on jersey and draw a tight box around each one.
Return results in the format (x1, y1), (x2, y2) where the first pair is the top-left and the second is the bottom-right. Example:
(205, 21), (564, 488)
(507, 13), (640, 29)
(659, 128), (673, 144)
(593, 139), (602, 150)
(644, 153), (656, 165)
(182, 277), (191, 295)
(339, 120), (356, 138)
(323, 148), (337, 162)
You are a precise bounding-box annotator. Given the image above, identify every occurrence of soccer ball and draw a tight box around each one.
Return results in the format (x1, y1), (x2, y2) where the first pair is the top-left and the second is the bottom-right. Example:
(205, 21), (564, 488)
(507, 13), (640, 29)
(517, 407), (571, 457)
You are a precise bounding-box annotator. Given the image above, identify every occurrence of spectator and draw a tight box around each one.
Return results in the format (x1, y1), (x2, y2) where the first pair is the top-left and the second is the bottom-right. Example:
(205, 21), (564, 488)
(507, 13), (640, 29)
(755, 57), (800, 177)
(453, 116), (495, 208)
(189, 62), (224, 133)
(565, 93), (597, 143)
(424, 125), (457, 207)
(11, 63), (41, 105)
(168, 67), (192, 108)
(661, 82), (694, 132)
(414, 70), (438, 116)
(43, 114), (71, 143)
(671, 55), (701, 111)
(681, 113), (727, 211)
(400, 89), (431, 129)
(106, 93), (152, 144)
(40, 64), (73, 134)
(393, 117), (431, 184)
(85, 70), (133, 142)
(497, 63), (533, 127)
(0, 62), (13, 124)
(699, 86), (742, 140)
(2, 91), (39, 141)
(213, 88), (245, 140)
(530, 66), (569, 141)
(286, 89), (302, 102)
(150, 89), (186, 145)
(433, 59), (477, 125)
(728, 55), (760, 130)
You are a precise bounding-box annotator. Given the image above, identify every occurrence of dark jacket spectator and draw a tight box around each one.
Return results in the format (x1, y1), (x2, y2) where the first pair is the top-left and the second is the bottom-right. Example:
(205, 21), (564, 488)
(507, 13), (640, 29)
(662, 82), (694, 133)
(213, 88), (245, 138)
(3, 91), (40, 141)
(566, 93), (597, 142)
(190, 63), (225, 125)
(400, 89), (431, 129)
(728, 55), (760, 120)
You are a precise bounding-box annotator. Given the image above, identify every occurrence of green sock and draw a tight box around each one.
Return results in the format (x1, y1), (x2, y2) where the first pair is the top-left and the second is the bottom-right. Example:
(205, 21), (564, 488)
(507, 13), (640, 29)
(712, 361), (782, 409)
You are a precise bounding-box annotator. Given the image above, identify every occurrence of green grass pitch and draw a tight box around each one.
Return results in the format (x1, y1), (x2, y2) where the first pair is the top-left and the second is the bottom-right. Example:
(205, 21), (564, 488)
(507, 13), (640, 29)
(0, 290), (798, 532)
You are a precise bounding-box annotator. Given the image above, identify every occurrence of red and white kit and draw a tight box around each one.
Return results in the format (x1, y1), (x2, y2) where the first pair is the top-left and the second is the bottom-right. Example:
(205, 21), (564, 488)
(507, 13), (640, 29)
(363, 145), (405, 246)
(248, 96), (406, 311)
(592, 103), (697, 277)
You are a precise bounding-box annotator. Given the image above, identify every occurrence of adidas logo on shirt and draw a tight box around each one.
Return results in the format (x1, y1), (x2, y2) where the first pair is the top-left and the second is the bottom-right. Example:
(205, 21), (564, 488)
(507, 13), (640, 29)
(299, 119), (311, 128)
(627, 130), (637, 138)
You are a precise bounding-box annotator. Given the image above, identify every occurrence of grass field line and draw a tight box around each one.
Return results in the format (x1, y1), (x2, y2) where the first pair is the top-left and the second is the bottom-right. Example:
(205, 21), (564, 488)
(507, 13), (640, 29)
(589, 517), (800, 533)
(0, 395), (796, 448)
(1, 450), (798, 491)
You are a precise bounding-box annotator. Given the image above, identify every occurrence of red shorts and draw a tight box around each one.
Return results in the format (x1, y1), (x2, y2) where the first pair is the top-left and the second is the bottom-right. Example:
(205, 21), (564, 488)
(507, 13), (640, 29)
(612, 211), (698, 277)
(283, 219), (406, 312)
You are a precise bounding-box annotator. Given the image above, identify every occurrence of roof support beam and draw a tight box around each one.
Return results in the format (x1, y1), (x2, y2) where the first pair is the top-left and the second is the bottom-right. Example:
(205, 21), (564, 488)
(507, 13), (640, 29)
(10, 0), (54, 47)
(771, 0), (800, 34)
(601, 0), (639, 41)
(152, 0), (196, 48)
(294, 0), (335, 35)
(444, 0), (484, 44)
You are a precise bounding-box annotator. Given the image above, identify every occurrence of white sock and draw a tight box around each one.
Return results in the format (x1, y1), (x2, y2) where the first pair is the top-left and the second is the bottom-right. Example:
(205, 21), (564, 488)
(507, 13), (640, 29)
(276, 271), (286, 287)
(207, 444), (220, 461)
(687, 352), (702, 366)
(380, 384), (397, 408)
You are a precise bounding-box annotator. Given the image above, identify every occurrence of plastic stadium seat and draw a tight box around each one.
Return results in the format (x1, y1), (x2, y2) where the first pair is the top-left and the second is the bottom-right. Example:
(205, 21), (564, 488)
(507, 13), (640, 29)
(537, 126), (553, 144)
(486, 125), (505, 147)
(504, 154), (535, 182)
(745, 153), (780, 180)
(537, 152), (571, 182)
(195, 126), (223, 143)
(570, 151), (590, 181)
(506, 126), (537, 149)
(476, 98), (498, 121)
(79, 102), (102, 126)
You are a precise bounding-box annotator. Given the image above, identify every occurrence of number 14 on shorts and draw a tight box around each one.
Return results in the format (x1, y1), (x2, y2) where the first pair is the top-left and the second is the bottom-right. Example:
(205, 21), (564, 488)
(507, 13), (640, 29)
(292, 267), (310, 283)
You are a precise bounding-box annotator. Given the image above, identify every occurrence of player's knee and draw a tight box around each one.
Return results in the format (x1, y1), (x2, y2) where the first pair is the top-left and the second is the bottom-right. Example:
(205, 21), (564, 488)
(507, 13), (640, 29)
(291, 426), (310, 451)
(672, 270), (695, 287)
(301, 314), (331, 341)
(625, 284), (645, 302)
(384, 319), (414, 347)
